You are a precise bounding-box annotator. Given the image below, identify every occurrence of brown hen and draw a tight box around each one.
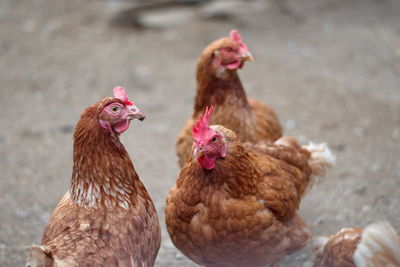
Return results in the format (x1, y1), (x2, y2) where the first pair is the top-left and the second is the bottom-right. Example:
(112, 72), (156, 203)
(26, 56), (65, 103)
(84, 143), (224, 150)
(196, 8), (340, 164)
(26, 87), (161, 267)
(313, 222), (400, 267)
(176, 29), (282, 167)
(166, 106), (335, 267)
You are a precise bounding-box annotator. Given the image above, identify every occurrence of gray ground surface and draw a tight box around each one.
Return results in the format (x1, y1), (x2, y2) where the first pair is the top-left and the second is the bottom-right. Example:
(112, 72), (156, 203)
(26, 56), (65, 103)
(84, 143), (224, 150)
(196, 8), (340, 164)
(1, 0), (399, 266)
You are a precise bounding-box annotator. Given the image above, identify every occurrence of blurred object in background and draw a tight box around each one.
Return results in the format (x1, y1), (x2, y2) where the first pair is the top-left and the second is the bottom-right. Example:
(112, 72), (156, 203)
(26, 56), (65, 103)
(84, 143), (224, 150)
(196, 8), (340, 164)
(109, 0), (211, 28)
(175, 29), (282, 167)
(108, 0), (278, 29)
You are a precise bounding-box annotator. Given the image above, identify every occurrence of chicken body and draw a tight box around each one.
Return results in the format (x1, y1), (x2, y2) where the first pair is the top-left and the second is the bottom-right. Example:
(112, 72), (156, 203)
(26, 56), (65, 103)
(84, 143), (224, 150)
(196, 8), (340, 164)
(40, 191), (160, 267)
(313, 222), (400, 267)
(167, 126), (333, 267)
(176, 31), (282, 167)
(27, 92), (161, 267)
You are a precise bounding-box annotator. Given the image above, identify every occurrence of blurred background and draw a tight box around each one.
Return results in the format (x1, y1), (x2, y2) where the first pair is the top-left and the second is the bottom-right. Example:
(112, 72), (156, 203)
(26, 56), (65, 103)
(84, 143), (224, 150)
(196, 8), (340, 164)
(1, 0), (400, 266)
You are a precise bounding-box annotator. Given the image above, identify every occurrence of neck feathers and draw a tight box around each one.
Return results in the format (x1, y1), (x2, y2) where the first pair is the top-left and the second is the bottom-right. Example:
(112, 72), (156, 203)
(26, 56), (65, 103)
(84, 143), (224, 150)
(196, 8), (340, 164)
(182, 143), (260, 199)
(194, 55), (249, 114)
(70, 109), (139, 209)
(219, 145), (261, 198)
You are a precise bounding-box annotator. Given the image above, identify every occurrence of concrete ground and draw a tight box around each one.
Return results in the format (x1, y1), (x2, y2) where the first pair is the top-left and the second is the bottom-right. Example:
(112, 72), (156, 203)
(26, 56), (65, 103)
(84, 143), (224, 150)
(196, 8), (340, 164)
(0, 0), (399, 266)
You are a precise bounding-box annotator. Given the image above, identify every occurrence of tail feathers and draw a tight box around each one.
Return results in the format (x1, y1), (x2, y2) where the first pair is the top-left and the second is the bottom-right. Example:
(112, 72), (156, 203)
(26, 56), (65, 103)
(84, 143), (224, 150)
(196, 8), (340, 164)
(26, 245), (53, 267)
(354, 222), (400, 267)
(302, 142), (336, 177)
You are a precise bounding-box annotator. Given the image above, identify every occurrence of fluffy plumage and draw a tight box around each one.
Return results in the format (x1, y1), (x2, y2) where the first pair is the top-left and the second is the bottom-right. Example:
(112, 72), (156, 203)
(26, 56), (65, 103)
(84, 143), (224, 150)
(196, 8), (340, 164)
(312, 222), (400, 267)
(176, 29), (282, 167)
(167, 109), (334, 267)
(27, 88), (161, 267)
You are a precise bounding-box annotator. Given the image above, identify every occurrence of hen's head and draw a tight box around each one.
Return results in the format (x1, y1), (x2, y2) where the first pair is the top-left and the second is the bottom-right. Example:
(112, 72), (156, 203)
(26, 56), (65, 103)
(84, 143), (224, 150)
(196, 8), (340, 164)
(201, 29), (253, 75)
(97, 86), (145, 134)
(192, 106), (228, 170)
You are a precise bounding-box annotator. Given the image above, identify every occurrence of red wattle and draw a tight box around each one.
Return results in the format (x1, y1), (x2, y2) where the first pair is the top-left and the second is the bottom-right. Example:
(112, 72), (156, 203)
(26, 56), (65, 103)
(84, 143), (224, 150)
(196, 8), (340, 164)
(226, 60), (242, 70)
(198, 156), (204, 169)
(114, 120), (131, 134)
(202, 155), (216, 170)
(198, 154), (216, 170)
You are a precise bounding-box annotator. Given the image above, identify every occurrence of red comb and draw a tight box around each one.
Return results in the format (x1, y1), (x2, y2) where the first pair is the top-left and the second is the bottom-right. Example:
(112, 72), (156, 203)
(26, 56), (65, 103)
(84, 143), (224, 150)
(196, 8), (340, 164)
(229, 29), (249, 52)
(113, 86), (133, 106)
(192, 105), (213, 145)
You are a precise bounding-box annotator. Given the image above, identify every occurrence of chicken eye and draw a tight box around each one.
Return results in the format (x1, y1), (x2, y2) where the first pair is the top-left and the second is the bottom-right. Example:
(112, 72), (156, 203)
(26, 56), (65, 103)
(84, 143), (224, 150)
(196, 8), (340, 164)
(110, 105), (120, 113)
(225, 47), (233, 52)
(211, 136), (218, 142)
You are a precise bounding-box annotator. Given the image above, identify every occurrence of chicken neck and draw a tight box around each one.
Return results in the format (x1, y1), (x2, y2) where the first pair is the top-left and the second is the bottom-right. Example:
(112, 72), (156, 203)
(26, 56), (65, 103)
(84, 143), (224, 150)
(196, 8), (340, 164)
(70, 110), (142, 210)
(194, 57), (250, 114)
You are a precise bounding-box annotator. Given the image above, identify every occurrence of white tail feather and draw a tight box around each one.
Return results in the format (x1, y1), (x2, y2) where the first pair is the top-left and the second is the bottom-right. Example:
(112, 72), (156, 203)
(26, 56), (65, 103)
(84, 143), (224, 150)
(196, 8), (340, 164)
(302, 142), (336, 177)
(354, 222), (400, 267)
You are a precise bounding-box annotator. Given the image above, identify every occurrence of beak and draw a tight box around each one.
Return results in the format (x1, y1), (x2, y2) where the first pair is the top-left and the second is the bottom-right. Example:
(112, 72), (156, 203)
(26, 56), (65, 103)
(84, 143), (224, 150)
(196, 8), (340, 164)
(134, 110), (146, 121)
(127, 105), (146, 121)
(241, 51), (254, 61)
(194, 146), (205, 160)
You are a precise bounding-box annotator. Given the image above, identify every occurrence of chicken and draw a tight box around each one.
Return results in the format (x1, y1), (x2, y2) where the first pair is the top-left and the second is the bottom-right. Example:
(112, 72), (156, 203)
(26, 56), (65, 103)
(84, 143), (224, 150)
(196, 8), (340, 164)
(176, 29), (282, 167)
(26, 87), (161, 267)
(312, 222), (400, 267)
(166, 106), (335, 267)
